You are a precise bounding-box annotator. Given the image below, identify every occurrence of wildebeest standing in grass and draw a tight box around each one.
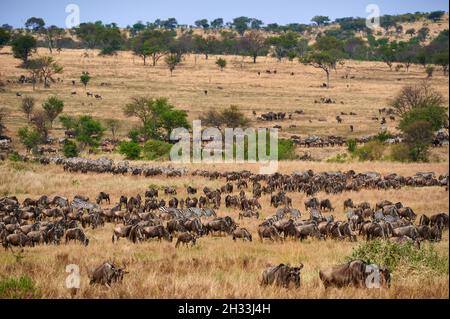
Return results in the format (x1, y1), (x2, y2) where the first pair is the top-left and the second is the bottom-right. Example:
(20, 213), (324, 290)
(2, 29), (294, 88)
(261, 264), (303, 288)
(232, 227), (252, 242)
(96, 192), (110, 205)
(175, 232), (197, 248)
(65, 228), (89, 246)
(258, 225), (281, 242)
(90, 262), (128, 287)
(319, 260), (391, 289)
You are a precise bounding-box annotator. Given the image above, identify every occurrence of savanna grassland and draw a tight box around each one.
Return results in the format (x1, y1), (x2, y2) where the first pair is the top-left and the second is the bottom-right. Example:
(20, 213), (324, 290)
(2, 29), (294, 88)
(0, 17), (449, 299)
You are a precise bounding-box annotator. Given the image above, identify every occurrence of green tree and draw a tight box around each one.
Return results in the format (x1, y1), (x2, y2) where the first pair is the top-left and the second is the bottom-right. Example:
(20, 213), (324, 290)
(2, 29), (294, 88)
(433, 51), (449, 76)
(118, 141), (141, 160)
(80, 71), (91, 89)
(216, 57), (227, 71)
(392, 82), (447, 161)
(428, 11), (445, 22)
(195, 19), (209, 30)
(165, 53), (180, 76)
(0, 28), (11, 49)
(17, 127), (40, 153)
(232, 16), (251, 36)
(123, 97), (189, 141)
(11, 34), (37, 64)
(238, 30), (268, 63)
(63, 139), (79, 158)
(104, 118), (120, 138)
(210, 18), (224, 29)
(311, 15), (330, 26)
(74, 116), (105, 148)
(142, 139), (172, 160)
(42, 96), (64, 128)
(132, 30), (174, 66)
(25, 17), (45, 32)
(300, 49), (343, 88)
(200, 105), (250, 128)
(26, 56), (63, 88)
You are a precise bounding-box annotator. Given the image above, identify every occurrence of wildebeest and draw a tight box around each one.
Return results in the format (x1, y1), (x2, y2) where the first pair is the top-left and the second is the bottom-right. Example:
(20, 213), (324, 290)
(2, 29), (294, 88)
(320, 199), (334, 211)
(96, 192), (110, 205)
(141, 225), (172, 242)
(261, 264), (303, 288)
(65, 228), (89, 246)
(319, 260), (391, 289)
(112, 225), (133, 243)
(232, 227), (252, 242)
(175, 232), (197, 247)
(258, 225), (281, 242)
(295, 223), (322, 240)
(90, 262), (128, 287)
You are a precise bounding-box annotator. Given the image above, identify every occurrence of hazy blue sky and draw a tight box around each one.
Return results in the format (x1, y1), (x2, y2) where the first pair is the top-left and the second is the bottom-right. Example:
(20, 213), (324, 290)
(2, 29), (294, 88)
(0, 0), (448, 27)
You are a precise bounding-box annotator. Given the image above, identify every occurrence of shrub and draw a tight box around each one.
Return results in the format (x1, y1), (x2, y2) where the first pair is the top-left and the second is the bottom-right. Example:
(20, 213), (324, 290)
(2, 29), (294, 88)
(277, 138), (296, 160)
(0, 276), (39, 299)
(63, 140), (79, 158)
(128, 128), (141, 143)
(142, 140), (172, 160)
(375, 131), (393, 142)
(216, 58), (227, 70)
(355, 140), (385, 161)
(327, 153), (349, 163)
(118, 141), (142, 160)
(389, 144), (411, 162)
(17, 127), (40, 152)
(346, 139), (357, 153)
(347, 240), (448, 276)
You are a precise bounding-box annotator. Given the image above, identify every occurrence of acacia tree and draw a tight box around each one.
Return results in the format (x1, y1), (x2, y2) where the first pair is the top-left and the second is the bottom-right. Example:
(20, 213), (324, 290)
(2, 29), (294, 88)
(123, 97), (189, 140)
(80, 71), (91, 89)
(104, 119), (120, 138)
(300, 37), (343, 88)
(0, 28), (11, 50)
(239, 30), (268, 63)
(132, 30), (173, 66)
(11, 34), (37, 64)
(165, 54), (179, 76)
(27, 56), (63, 88)
(21, 96), (35, 121)
(216, 58), (227, 71)
(42, 96), (64, 128)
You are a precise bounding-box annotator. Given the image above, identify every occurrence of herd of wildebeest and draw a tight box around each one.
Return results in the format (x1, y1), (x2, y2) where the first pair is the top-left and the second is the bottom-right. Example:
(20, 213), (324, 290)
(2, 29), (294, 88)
(0, 165), (449, 289)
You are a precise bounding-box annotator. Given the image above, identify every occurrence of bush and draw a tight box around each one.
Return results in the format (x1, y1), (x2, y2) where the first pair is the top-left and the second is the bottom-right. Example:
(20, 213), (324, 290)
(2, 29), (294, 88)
(63, 140), (79, 158)
(346, 139), (357, 153)
(375, 131), (394, 142)
(17, 127), (40, 152)
(118, 141), (142, 160)
(326, 153), (349, 163)
(0, 276), (39, 299)
(142, 140), (172, 161)
(389, 144), (412, 162)
(347, 240), (448, 276)
(426, 65), (434, 77)
(277, 138), (296, 160)
(355, 140), (385, 161)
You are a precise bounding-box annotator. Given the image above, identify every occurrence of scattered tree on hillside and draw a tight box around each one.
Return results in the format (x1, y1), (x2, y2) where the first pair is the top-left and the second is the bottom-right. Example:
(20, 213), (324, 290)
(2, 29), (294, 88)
(21, 97), (35, 121)
(11, 34), (37, 64)
(42, 96), (64, 128)
(216, 58), (227, 71)
(165, 53), (180, 76)
(80, 71), (91, 89)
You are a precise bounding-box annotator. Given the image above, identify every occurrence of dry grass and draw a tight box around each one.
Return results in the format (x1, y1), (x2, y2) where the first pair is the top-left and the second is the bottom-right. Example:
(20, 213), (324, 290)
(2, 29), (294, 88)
(0, 160), (448, 299)
(0, 30), (448, 298)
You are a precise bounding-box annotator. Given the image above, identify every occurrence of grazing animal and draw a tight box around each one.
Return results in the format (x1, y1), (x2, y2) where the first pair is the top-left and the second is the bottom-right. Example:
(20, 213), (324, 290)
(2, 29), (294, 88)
(232, 228), (252, 242)
(90, 262), (128, 287)
(261, 264), (303, 288)
(65, 228), (89, 246)
(319, 260), (391, 289)
(175, 232), (197, 247)
(96, 192), (110, 205)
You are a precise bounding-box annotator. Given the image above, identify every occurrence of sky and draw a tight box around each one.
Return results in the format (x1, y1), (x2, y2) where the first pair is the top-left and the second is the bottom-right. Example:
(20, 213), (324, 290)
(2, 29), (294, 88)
(0, 0), (448, 28)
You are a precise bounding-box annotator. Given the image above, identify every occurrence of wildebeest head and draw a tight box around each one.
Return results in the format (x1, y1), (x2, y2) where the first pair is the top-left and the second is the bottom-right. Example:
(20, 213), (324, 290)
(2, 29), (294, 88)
(287, 264), (304, 288)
